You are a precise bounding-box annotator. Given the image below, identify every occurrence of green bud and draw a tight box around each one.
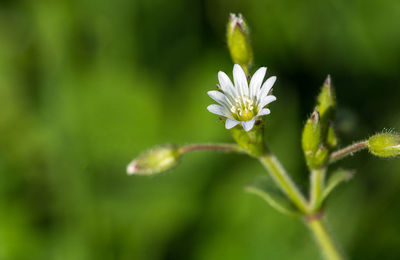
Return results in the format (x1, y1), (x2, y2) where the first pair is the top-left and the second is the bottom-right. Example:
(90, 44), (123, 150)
(316, 75), (336, 123)
(227, 13), (253, 71)
(368, 133), (400, 157)
(302, 76), (338, 169)
(302, 111), (331, 168)
(302, 110), (321, 155)
(127, 144), (181, 175)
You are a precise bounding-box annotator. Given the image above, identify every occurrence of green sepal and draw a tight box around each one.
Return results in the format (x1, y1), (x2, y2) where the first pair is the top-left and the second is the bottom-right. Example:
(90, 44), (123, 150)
(231, 121), (265, 156)
(316, 75), (336, 125)
(322, 169), (355, 200)
(245, 176), (300, 216)
(302, 110), (322, 154)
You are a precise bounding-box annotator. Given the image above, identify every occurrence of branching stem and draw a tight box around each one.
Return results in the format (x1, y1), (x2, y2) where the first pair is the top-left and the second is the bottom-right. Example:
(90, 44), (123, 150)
(258, 151), (309, 213)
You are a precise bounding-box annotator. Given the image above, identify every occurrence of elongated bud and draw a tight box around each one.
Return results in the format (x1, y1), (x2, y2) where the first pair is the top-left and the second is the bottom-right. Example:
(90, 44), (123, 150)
(302, 111), (330, 168)
(127, 144), (181, 175)
(302, 110), (322, 154)
(316, 75), (336, 123)
(227, 13), (253, 71)
(368, 133), (400, 157)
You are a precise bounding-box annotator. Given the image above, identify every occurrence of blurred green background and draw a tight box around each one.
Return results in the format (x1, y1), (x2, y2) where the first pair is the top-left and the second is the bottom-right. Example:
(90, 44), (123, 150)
(1, 0), (400, 259)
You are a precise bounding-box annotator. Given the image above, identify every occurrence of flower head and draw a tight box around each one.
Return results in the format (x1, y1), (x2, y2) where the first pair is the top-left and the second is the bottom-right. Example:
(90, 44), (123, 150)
(207, 64), (277, 131)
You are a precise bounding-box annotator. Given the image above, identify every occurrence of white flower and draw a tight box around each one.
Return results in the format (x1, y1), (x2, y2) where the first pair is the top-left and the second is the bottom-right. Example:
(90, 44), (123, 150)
(207, 64), (277, 132)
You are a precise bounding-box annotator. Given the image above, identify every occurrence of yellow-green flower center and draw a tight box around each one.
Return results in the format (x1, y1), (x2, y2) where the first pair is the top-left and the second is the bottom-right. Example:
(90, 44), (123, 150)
(230, 96), (257, 121)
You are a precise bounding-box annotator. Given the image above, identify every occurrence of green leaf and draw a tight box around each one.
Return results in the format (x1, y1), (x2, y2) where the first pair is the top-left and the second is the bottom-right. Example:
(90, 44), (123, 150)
(245, 176), (300, 216)
(322, 169), (355, 200)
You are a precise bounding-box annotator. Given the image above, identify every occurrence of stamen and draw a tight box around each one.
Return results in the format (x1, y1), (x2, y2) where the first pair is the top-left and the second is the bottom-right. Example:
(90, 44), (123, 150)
(230, 95), (257, 121)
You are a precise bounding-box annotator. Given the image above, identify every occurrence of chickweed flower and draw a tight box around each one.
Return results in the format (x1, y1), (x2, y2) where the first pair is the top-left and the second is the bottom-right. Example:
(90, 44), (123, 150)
(207, 64), (277, 132)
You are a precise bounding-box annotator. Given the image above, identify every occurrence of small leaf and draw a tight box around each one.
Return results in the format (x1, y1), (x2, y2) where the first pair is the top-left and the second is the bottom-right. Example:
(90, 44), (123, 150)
(245, 176), (300, 216)
(323, 169), (355, 200)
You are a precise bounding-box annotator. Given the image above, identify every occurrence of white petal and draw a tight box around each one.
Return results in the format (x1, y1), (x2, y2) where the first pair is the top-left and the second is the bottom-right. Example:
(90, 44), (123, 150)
(225, 118), (239, 129)
(258, 76), (276, 99)
(207, 90), (231, 108)
(241, 119), (256, 132)
(218, 71), (237, 98)
(127, 161), (138, 175)
(249, 67), (266, 98)
(258, 95), (276, 110)
(207, 104), (232, 118)
(258, 108), (271, 116)
(233, 64), (249, 97)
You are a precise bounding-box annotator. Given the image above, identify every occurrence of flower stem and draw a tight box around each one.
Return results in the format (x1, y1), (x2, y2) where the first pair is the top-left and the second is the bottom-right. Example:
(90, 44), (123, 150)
(179, 143), (243, 154)
(309, 168), (326, 212)
(329, 140), (368, 164)
(258, 151), (308, 213)
(307, 219), (344, 260)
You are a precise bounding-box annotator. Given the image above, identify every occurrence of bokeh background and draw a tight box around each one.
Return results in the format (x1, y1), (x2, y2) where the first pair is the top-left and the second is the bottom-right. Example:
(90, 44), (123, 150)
(1, 0), (400, 259)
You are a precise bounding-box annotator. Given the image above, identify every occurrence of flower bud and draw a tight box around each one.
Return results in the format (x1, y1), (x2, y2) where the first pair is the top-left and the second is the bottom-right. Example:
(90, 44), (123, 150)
(302, 111), (331, 168)
(127, 144), (181, 175)
(227, 13), (253, 71)
(302, 110), (322, 155)
(368, 133), (400, 157)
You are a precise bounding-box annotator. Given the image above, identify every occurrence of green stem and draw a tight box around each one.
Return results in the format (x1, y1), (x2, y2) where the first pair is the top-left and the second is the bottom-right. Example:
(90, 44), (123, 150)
(258, 151), (308, 213)
(329, 140), (368, 164)
(179, 143), (243, 154)
(309, 168), (326, 211)
(307, 219), (344, 260)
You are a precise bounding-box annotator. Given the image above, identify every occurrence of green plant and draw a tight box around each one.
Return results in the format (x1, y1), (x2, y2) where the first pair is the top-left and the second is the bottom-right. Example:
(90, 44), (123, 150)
(127, 13), (400, 260)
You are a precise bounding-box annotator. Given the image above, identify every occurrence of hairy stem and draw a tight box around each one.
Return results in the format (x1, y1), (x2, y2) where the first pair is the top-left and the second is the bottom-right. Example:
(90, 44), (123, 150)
(307, 219), (344, 260)
(329, 140), (368, 164)
(258, 151), (308, 213)
(179, 143), (243, 154)
(309, 168), (326, 211)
